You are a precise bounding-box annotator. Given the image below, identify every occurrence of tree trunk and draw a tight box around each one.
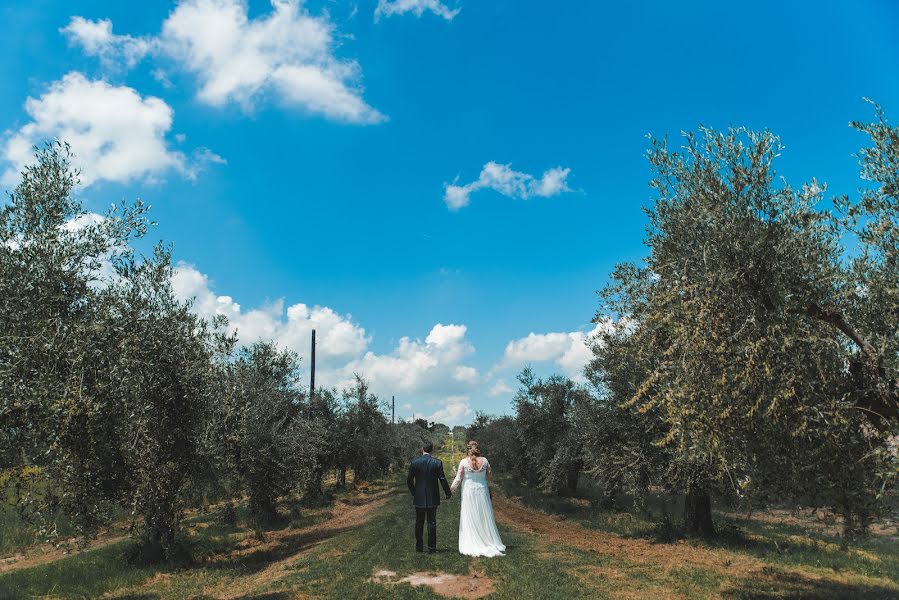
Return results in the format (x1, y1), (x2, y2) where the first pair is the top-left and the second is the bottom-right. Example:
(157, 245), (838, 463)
(135, 497), (182, 563)
(336, 466), (346, 489)
(598, 481), (621, 510)
(304, 468), (324, 503)
(249, 488), (278, 524)
(566, 464), (580, 495)
(634, 467), (652, 515)
(684, 487), (715, 537)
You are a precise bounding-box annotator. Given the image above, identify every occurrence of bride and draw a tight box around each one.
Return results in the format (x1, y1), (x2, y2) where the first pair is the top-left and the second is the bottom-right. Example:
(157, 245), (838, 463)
(450, 440), (506, 557)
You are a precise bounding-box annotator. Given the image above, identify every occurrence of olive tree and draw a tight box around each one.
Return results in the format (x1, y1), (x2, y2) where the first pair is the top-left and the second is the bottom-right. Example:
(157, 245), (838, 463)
(465, 413), (519, 472)
(582, 323), (672, 511)
(0, 143), (227, 560)
(209, 341), (324, 523)
(592, 112), (897, 537)
(107, 246), (225, 560)
(391, 420), (434, 467)
(512, 369), (588, 496)
(300, 387), (340, 500)
(332, 375), (393, 487)
(0, 142), (149, 538)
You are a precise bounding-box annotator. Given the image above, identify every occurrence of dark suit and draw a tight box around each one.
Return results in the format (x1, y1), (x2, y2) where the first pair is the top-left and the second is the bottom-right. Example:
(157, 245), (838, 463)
(406, 453), (452, 552)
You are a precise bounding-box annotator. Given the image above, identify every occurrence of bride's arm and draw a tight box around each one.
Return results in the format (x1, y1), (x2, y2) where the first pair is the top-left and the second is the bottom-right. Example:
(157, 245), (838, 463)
(486, 459), (494, 499)
(450, 460), (464, 492)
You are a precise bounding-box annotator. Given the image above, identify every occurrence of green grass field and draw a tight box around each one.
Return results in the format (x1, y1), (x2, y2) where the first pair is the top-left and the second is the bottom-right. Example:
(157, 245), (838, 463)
(1, 441), (897, 599)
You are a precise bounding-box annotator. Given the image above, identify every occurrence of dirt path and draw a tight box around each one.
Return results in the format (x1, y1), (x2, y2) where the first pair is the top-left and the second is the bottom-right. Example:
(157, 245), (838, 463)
(0, 528), (129, 575)
(492, 494), (899, 599)
(0, 490), (392, 588)
(0, 497), (248, 575)
(196, 489), (394, 599)
(493, 495), (758, 576)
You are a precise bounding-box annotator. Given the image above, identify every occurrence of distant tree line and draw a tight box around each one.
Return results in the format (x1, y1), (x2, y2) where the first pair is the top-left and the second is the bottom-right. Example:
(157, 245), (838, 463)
(469, 105), (898, 541)
(0, 143), (445, 562)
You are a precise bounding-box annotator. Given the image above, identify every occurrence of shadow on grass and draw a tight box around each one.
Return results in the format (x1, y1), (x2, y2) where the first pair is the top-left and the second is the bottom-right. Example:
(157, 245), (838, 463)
(723, 567), (899, 599)
(205, 521), (360, 574)
(188, 594), (293, 600)
(496, 475), (662, 538)
(496, 475), (899, 586)
(0, 540), (161, 600)
(340, 495), (381, 507)
(249, 509), (332, 534)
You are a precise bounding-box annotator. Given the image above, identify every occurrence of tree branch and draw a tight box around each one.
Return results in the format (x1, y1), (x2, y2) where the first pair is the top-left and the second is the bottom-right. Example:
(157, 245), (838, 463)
(802, 303), (898, 425)
(804, 303), (878, 360)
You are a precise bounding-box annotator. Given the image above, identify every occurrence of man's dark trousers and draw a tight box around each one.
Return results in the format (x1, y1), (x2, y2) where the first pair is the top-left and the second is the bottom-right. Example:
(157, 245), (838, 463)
(414, 507), (437, 553)
(407, 453), (452, 552)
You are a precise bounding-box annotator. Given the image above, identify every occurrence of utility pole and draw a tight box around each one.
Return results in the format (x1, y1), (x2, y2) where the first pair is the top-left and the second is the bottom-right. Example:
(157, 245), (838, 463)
(392, 396), (395, 424)
(310, 329), (316, 399)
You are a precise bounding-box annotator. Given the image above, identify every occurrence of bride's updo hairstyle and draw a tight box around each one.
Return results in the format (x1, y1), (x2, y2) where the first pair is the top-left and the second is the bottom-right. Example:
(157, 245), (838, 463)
(466, 440), (482, 469)
(466, 440), (480, 457)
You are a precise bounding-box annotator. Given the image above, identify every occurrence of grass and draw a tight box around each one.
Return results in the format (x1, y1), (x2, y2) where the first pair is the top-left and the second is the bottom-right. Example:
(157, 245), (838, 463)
(0, 470), (135, 557)
(0, 480), (593, 599)
(0, 482), (360, 600)
(491, 472), (899, 599)
(2, 443), (897, 600)
(495, 474), (661, 537)
(0, 541), (159, 599)
(265, 442), (598, 599)
(272, 483), (594, 599)
(718, 514), (899, 579)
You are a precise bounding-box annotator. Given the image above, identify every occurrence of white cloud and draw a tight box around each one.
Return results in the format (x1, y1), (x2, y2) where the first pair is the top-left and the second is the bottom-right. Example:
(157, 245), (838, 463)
(488, 379), (513, 397)
(61, 212), (106, 233)
(64, 1), (383, 123)
(375, 0), (461, 21)
(187, 147), (227, 177)
(444, 162), (572, 210)
(172, 263), (369, 367)
(454, 365), (478, 383)
(169, 263), (631, 426)
(171, 264), (480, 423)
(61, 16), (154, 70)
(341, 323), (476, 394)
(503, 332), (573, 365)
(498, 320), (614, 382)
(426, 395), (472, 424)
(269, 63), (382, 123)
(1, 72), (189, 187)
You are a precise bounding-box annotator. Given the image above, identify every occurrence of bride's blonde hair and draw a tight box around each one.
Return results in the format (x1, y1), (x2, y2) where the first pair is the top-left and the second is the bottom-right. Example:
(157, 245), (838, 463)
(466, 440), (481, 468)
(466, 440), (480, 456)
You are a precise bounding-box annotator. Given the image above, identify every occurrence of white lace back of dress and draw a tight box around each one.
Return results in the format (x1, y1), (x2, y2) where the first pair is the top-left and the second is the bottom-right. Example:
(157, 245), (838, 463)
(455, 455), (505, 557)
(464, 457), (488, 483)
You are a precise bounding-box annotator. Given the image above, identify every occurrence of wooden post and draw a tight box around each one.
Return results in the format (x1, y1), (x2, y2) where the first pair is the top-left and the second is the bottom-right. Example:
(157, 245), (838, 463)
(310, 329), (316, 398)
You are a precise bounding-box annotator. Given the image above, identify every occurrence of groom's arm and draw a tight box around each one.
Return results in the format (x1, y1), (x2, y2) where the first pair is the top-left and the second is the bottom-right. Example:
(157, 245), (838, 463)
(407, 463), (416, 496)
(437, 461), (452, 498)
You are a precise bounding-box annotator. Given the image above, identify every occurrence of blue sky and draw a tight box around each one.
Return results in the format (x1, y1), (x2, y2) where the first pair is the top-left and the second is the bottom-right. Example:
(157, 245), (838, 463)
(2, 0), (898, 424)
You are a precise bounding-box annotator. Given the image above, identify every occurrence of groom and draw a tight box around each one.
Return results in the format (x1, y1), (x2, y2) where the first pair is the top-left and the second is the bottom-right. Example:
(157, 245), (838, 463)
(406, 442), (452, 553)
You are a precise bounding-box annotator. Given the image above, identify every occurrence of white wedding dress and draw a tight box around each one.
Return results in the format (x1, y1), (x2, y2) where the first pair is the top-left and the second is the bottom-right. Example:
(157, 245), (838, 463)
(450, 457), (505, 557)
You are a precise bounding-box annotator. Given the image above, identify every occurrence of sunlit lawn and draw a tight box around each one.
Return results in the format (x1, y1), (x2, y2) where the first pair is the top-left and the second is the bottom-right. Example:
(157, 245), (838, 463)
(2, 442), (897, 600)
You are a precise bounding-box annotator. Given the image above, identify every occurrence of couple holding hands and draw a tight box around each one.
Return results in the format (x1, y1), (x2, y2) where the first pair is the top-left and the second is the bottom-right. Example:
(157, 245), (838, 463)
(406, 440), (505, 557)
